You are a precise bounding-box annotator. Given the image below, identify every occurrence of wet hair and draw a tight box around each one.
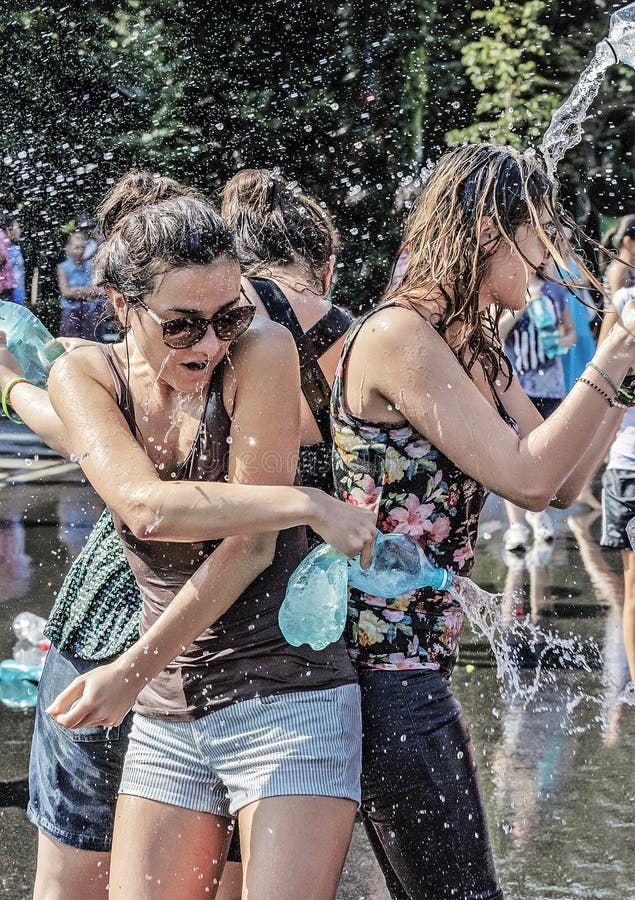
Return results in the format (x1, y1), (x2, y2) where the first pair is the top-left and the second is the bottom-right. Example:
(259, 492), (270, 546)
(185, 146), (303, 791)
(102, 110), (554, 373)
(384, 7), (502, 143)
(220, 169), (336, 281)
(389, 143), (600, 392)
(602, 214), (635, 251)
(93, 170), (237, 305)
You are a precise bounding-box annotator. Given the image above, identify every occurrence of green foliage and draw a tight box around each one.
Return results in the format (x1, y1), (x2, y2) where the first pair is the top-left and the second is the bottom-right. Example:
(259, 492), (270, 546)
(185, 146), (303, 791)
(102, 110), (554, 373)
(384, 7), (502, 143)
(447, 0), (562, 147)
(0, 0), (632, 314)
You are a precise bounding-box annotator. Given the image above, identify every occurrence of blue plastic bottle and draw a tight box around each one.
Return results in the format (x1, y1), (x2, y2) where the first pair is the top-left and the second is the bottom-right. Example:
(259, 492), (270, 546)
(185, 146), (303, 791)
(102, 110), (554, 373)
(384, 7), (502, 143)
(347, 531), (454, 595)
(0, 301), (66, 387)
(279, 531), (453, 650)
(527, 296), (565, 360)
(278, 543), (348, 651)
(0, 659), (43, 710)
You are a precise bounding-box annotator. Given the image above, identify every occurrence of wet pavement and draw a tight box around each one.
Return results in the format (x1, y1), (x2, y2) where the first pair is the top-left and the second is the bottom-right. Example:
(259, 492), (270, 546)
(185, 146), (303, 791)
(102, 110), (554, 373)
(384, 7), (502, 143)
(0, 480), (633, 899)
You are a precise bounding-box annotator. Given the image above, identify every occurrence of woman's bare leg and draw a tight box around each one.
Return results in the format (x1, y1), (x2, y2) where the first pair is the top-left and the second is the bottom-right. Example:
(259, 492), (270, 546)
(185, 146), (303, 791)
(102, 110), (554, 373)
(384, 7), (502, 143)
(622, 550), (635, 683)
(33, 832), (110, 900)
(108, 795), (232, 900)
(216, 861), (243, 900)
(239, 795), (357, 900)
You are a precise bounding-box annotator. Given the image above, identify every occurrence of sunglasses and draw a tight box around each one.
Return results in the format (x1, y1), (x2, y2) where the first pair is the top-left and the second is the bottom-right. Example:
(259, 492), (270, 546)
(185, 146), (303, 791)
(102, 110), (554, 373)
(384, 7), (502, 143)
(136, 292), (256, 349)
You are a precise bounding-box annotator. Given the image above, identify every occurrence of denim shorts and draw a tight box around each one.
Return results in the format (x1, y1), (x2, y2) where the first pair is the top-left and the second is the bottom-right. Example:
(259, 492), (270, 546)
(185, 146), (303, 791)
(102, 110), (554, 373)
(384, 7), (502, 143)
(27, 643), (134, 852)
(119, 683), (361, 818)
(601, 468), (635, 549)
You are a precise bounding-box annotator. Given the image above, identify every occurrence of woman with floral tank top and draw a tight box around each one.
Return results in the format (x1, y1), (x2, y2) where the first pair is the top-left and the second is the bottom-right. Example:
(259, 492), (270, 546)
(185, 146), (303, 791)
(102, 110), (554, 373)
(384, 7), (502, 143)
(331, 144), (635, 900)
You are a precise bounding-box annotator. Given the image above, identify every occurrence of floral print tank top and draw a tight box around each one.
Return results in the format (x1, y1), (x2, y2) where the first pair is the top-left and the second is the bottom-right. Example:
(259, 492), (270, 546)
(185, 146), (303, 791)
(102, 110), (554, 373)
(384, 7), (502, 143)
(331, 302), (515, 676)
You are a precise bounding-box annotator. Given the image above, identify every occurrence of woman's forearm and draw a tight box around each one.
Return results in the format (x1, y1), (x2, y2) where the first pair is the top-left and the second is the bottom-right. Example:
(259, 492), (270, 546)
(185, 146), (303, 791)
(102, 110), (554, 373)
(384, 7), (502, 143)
(0, 366), (72, 457)
(123, 480), (325, 542)
(518, 325), (634, 506)
(552, 410), (622, 507)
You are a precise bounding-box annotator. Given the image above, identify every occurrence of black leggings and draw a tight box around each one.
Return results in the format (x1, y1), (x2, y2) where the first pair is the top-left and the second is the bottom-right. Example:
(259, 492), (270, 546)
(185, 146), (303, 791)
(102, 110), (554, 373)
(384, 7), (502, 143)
(358, 668), (503, 900)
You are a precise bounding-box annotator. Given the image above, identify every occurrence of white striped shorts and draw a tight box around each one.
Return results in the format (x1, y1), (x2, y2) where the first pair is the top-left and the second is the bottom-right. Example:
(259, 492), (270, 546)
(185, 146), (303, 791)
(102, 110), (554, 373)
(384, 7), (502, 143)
(119, 683), (361, 818)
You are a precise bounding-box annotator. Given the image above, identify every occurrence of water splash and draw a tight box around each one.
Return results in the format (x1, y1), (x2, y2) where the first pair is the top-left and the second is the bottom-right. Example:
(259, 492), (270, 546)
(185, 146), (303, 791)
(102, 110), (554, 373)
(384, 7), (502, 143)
(449, 576), (612, 718)
(540, 2), (635, 179)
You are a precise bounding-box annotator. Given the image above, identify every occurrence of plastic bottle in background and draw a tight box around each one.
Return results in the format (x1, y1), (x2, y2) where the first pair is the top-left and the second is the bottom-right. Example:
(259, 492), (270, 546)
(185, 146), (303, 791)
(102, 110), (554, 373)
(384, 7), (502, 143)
(279, 531), (453, 650)
(0, 660), (42, 709)
(12, 611), (48, 645)
(527, 296), (566, 359)
(13, 639), (49, 666)
(0, 301), (66, 387)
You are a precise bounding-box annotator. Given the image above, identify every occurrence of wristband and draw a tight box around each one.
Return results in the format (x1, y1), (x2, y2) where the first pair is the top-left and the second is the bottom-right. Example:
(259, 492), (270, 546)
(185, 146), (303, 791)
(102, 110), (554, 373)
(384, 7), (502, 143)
(575, 376), (615, 408)
(586, 362), (619, 396)
(1, 376), (31, 425)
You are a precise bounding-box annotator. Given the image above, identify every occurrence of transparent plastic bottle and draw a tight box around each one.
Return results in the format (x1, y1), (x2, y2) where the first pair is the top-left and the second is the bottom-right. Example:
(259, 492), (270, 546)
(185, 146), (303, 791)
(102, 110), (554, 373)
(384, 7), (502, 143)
(279, 532), (453, 650)
(347, 531), (454, 595)
(607, 2), (635, 68)
(527, 296), (566, 359)
(13, 639), (49, 666)
(0, 301), (66, 387)
(12, 611), (47, 645)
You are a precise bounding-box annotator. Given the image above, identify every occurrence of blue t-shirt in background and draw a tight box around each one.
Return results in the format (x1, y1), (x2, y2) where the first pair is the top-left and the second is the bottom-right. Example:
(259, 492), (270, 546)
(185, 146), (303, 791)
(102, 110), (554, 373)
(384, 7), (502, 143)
(58, 257), (94, 309)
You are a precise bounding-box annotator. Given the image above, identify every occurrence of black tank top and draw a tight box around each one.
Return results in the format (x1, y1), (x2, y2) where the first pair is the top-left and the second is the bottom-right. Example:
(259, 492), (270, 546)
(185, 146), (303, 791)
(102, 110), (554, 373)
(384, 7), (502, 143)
(248, 277), (352, 495)
(102, 346), (357, 721)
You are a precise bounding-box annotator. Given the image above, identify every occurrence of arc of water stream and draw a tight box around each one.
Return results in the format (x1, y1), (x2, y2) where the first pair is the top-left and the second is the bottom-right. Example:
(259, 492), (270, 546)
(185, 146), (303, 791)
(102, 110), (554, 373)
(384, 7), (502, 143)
(540, 2), (635, 179)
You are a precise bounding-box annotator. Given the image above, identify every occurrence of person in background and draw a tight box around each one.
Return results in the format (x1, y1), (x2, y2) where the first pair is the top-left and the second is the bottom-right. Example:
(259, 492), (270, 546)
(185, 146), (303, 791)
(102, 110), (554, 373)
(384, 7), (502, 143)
(599, 285), (635, 704)
(499, 271), (576, 552)
(0, 221), (16, 302)
(558, 250), (601, 509)
(602, 215), (635, 300)
(598, 215), (635, 345)
(76, 211), (103, 262)
(6, 218), (26, 305)
(221, 169), (352, 525)
(57, 231), (102, 339)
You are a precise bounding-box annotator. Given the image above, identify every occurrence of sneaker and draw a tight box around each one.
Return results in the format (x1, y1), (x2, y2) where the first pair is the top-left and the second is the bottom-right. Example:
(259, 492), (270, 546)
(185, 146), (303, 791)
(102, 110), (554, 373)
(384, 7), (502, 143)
(525, 510), (554, 543)
(502, 548), (526, 572)
(525, 542), (554, 570)
(504, 522), (531, 552)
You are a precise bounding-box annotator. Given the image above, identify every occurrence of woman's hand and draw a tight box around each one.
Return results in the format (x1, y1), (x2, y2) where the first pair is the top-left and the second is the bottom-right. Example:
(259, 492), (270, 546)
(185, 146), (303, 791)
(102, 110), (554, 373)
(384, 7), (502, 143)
(0, 331), (23, 383)
(308, 491), (376, 567)
(45, 658), (144, 729)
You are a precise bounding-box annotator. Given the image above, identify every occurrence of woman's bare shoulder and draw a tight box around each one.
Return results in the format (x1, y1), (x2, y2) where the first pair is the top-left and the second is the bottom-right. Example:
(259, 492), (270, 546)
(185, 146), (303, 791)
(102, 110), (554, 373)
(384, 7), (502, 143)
(49, 341), (115, 388)
(231, 313), (297, 361)
(355, 302), (444, 354)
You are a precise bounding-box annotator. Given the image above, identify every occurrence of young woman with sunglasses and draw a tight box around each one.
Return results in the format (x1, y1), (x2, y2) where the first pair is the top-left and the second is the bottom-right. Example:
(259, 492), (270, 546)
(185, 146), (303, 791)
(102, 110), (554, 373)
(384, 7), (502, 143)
(5, 171), (374, 900)
(330, 144), (635, 900)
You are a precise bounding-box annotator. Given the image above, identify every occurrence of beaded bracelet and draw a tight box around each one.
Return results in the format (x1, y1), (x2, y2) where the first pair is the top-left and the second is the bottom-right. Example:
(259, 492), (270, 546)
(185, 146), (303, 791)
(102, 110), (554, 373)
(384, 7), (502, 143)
(1, 376), (30, 425)
(586, 362), (619, 396)
(575, 376), (615, 408)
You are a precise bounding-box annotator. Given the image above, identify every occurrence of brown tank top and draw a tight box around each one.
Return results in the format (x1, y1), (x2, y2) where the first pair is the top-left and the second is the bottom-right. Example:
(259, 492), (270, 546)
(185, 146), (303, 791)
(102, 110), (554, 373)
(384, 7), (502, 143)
(102, 346), (356, 721)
